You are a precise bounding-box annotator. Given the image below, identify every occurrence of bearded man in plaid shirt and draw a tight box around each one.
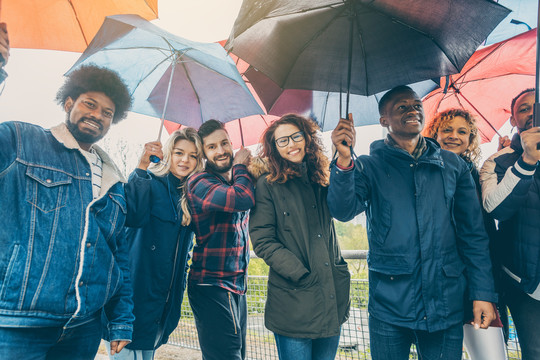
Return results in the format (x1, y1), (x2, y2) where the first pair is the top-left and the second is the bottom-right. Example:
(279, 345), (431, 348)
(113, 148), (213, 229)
(186, 119), (255, 360)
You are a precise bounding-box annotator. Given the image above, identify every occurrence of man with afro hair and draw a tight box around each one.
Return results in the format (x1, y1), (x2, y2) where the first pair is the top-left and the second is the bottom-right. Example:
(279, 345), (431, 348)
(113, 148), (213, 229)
(0, 65), (134, 359)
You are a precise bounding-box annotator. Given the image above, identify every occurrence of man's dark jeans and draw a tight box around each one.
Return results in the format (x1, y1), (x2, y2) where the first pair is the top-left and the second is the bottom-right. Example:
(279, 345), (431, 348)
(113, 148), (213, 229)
(188, 283), (247, 360)
(0, 314), (101, 360)
(502, 274), (540, 360)
(369, 315), (463, 360)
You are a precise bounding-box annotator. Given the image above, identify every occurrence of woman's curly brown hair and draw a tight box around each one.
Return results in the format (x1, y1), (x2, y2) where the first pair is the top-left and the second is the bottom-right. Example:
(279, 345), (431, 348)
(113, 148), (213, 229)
(424, 108), (481, 166)
(261, 114), (329, 186)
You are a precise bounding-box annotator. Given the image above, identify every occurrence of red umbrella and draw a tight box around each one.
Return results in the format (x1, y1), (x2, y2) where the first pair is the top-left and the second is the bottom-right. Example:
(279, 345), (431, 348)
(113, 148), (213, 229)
(422, 28), (536, 143)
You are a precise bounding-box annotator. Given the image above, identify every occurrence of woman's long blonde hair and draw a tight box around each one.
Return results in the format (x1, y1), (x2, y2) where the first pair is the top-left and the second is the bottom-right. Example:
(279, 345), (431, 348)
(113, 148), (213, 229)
(150, 127), (204, 226)
(424, 108), (481, 166)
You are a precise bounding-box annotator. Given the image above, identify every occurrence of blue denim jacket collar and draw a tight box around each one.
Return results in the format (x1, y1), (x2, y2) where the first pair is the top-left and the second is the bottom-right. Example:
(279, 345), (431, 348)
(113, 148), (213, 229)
(50, 123), (127, 194)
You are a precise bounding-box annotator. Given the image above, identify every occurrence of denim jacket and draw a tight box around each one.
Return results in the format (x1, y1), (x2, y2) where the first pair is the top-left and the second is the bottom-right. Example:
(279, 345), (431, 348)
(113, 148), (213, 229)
(0, 121), (134, 341)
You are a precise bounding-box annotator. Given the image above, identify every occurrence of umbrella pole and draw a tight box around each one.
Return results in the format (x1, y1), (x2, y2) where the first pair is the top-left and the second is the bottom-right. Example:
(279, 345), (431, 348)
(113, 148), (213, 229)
(238, 118), (245, 147)
(149, 54), (177, 164)
(535, 3), (540, 127)
(345, 5), (354, 119)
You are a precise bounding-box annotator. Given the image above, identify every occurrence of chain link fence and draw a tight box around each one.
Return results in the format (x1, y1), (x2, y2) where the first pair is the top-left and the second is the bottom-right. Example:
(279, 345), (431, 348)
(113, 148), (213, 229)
(168, 258), (522, 360)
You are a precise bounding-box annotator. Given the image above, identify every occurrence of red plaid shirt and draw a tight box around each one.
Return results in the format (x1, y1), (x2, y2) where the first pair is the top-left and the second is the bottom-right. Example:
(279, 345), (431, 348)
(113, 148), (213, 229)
(186, 164), (255, 294)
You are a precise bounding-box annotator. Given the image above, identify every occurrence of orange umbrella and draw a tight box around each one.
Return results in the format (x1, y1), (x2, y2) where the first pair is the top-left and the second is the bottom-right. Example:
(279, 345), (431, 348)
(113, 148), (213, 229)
(1, 0), (158, 52)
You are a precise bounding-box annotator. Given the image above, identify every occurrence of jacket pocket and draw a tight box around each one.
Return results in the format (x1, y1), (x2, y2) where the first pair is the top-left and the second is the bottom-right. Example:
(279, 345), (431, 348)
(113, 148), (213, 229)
(334, 263), (351, 324)
(368, 259), (416, 320)
(266, 270), (323, 333)
(366, 200), (391, 245)
(25, 166), (72, 213)
(441, 259), (466, 317)
(150, 203), (177, 223)
(0, 244), (20, 302)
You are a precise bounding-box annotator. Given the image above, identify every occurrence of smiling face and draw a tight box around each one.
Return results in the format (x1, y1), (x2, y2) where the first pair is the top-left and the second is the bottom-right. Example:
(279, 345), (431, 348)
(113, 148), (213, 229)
(64, 91), (115, 150)
(380, 89), (424, 139)
(202, 129), (234, 174)
(511, 91), (534, 133)
(169, 139), (199, 180)
(436, 116), (471, 156)
(274, 123), (306, 164)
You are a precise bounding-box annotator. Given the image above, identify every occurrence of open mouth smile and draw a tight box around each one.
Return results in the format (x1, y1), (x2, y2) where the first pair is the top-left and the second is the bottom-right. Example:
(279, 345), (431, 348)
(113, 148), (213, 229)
(81, 119), (102, 131)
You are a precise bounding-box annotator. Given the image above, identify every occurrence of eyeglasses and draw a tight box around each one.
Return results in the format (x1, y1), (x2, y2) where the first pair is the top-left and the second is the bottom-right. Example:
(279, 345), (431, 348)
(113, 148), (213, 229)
(275, 131), (305, 148)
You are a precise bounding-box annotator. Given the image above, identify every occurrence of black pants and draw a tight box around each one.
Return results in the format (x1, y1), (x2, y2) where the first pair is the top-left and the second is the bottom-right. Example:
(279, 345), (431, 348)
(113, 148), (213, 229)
(501, 274), (540, 360)
(188, 283), (247, 360)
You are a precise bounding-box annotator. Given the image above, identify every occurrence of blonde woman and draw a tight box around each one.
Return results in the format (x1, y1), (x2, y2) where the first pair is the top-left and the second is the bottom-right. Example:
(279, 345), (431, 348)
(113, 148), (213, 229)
(425, 109), (507, 360)
(104, 128), (204, 360)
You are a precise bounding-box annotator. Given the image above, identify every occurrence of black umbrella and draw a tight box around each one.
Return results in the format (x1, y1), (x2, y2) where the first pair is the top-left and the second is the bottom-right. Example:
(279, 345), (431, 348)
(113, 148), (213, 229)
(225, 0), (510, 117)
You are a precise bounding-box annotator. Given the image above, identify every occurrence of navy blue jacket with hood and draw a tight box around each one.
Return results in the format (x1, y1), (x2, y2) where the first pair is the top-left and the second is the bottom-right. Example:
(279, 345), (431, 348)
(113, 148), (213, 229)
(104, 168), (193, 350)
(327, 137), (497, 332)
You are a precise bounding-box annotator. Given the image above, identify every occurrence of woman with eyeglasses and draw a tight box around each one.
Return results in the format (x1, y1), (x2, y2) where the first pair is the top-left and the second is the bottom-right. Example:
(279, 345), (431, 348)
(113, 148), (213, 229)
(249, 114), (350, 360)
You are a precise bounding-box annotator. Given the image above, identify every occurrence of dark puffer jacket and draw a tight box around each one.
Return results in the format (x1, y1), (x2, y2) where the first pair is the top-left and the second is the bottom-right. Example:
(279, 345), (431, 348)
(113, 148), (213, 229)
(480, 134), (540, 295)
(249, 160), (350, 338)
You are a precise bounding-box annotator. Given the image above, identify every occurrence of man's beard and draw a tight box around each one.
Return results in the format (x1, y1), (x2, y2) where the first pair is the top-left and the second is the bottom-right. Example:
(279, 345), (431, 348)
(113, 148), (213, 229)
(65, 112), (105, 145)
(205, 154), (233, 174)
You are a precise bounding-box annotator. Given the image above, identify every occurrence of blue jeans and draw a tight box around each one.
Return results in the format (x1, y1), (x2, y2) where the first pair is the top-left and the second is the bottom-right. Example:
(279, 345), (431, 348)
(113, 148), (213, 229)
(104, 341), (154, 360)
(0, 315), (101, 360)
(369, 316), (463, 360)
(274, 332), (341, 360)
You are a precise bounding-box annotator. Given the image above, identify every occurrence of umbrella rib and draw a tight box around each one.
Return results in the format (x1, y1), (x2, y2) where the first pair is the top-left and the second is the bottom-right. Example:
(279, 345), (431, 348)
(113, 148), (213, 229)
(129, 45), (192, 96)
(456, 73), (534, 86)
(130, 52), (176, 95)
(180, 59), (202, 121)
(450, 42), (507, 85)
(350, 10), (368, 95)
(458, 93), (501, 136)
(67, 0), (90, 48)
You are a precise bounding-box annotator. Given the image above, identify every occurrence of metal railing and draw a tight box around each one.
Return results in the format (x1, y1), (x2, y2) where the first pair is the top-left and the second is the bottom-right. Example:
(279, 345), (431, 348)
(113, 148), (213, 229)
(168, 258), (522, 360)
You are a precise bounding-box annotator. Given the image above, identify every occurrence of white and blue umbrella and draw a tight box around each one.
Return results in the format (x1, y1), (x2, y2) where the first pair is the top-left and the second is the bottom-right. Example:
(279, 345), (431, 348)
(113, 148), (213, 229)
(66, 14), (264, 139)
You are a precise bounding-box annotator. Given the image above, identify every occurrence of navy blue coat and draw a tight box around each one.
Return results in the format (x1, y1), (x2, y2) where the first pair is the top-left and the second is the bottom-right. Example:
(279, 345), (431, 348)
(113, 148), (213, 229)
(121, 168), (193, 350)
(327, 138), (497, 332)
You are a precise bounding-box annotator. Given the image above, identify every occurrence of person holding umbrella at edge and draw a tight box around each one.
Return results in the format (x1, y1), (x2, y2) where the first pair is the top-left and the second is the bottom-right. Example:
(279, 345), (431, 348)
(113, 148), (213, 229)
(480, 88), (540, 360)
(327, 85), (498, 360)
(0, 22), (9, 86)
